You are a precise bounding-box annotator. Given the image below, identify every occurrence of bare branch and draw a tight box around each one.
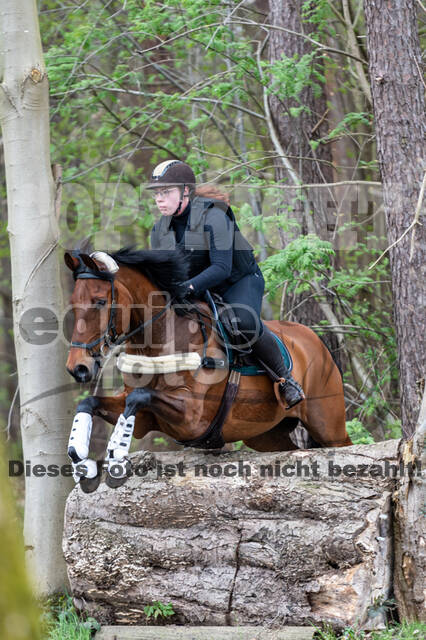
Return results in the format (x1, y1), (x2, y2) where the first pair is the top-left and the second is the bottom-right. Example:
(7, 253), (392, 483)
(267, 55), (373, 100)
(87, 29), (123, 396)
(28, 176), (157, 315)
(369, 172), (426, 269)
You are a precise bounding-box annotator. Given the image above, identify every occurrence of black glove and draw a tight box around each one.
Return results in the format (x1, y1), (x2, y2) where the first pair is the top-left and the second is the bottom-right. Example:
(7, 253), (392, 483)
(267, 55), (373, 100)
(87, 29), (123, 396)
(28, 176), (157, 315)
(174, 281), (195, 303)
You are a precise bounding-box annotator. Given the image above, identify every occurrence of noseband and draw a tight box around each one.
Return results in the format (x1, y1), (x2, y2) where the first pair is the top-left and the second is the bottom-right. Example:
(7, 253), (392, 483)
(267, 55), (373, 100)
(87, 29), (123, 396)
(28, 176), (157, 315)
(70, 260), (172, 358)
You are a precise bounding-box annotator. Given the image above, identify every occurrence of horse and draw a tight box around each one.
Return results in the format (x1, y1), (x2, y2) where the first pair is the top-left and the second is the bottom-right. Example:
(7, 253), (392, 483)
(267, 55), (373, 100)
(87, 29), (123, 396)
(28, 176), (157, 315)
(64, 248), (351, 491)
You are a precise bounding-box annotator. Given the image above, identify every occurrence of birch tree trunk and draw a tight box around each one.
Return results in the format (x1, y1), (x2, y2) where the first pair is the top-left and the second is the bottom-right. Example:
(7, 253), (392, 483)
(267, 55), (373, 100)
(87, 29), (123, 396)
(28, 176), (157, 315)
(0, 0), (74, 594)
(363, 0), (425, 437)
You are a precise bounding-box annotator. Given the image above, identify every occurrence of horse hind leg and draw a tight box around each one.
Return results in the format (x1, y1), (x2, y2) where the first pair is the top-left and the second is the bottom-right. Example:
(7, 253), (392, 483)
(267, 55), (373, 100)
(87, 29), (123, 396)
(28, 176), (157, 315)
(303, 395), (352, 448)
(243, 417), (300, 452)
(105, 388), (156, 488)
(290, 423), (322, 449)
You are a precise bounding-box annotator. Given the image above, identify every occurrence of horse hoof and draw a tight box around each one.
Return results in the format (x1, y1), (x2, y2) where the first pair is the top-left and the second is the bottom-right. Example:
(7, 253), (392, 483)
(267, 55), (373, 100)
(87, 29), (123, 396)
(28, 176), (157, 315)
(79, 461), (103, 493)
(105, 473), (129, 489)
(80, 473), (102, 493)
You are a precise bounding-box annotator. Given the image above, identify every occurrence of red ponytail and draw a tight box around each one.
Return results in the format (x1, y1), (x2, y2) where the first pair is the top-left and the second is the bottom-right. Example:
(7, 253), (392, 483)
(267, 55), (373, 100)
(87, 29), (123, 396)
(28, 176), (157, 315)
(194, 185), (230, 206)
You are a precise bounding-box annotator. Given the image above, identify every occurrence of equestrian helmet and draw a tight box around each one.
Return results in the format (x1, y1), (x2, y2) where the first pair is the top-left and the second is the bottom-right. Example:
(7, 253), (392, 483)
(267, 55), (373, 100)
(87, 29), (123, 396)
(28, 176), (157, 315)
(147, 160), (196, 191)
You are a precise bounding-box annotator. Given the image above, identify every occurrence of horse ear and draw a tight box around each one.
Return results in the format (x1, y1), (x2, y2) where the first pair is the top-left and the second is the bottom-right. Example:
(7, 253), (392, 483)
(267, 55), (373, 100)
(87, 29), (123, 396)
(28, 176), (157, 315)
(80, 253), (99, 271)
(64, 252), (79, 271)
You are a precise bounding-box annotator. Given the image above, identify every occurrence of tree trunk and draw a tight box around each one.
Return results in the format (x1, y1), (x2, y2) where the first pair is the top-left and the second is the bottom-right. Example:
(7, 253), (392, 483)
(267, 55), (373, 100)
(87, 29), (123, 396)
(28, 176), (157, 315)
(268, 1), (333, 188)
(64, 441), (400, 630)
(267, 0), (341, 366)
(393, 390), (426, 620)
(363, 0), (425, 437)
(0, 0), (74, 594)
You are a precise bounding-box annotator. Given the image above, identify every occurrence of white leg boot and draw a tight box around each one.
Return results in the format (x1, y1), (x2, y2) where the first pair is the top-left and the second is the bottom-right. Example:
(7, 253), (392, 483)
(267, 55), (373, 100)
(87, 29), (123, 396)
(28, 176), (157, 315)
(72, 458), (99, 483)
(106, 414), (135, 479)
(68, 412), (95, 483)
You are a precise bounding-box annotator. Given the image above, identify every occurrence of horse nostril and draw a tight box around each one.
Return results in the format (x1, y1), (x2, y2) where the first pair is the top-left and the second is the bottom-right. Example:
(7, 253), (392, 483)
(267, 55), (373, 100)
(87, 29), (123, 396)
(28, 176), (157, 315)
(73, 364), (92, 383)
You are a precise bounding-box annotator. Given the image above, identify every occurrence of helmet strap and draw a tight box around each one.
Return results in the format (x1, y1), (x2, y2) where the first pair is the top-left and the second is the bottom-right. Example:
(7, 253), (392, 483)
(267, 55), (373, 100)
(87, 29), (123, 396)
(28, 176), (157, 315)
(173, 184), (187, 216)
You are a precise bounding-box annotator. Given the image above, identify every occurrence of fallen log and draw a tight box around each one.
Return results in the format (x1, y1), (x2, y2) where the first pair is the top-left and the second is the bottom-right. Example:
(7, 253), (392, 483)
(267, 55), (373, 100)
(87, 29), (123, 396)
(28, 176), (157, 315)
(64, 440), (405, 630)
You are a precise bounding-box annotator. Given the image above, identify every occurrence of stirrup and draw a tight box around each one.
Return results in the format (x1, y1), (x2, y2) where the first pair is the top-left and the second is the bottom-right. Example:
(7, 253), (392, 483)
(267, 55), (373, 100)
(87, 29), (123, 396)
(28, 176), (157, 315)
(273, 377), (305, 410)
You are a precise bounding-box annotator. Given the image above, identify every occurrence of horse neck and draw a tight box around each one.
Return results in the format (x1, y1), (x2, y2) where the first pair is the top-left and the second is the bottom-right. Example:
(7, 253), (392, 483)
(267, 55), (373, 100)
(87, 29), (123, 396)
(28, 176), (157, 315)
(117, 268), (178, 356)
(117, 268), (212, 357)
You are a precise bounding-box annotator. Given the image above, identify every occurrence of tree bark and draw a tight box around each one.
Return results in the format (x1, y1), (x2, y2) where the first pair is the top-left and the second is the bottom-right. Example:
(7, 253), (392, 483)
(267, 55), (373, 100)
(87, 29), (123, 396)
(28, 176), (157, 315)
(393, 389), (426, 620)
(363, 0), (425, 437)
(64, 441), (400, 630)
(0, 0), (74, 593)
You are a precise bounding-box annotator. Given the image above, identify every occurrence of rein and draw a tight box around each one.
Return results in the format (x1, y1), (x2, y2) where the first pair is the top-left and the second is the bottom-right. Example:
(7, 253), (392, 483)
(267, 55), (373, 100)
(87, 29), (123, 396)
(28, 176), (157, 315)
(70, 264), (173, 358)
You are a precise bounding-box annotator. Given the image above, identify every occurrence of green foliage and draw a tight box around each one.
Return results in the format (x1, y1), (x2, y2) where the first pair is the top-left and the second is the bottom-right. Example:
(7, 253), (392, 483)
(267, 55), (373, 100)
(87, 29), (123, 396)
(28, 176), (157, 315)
(261, 232), (398, 431)
(42, 593), (100, 639)
(346, 419), (374, 445)
(311, 112), (373, 150)
(262, 51), (325, 105)
(384, 421), (402, 440)
(238, 201), (301, 236)
(144, 600), (175, 620)
(301, 0), (336, 41)
(314, 620), (426, 640)
(261, 234), (335, 295)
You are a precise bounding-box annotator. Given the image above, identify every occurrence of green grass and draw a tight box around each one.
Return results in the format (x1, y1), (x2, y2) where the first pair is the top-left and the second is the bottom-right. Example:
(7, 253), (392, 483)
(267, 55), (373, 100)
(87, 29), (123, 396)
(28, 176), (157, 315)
(39, 593), (426, 640)
(41, 594), (100, 640)
(314, 621), (426, 640)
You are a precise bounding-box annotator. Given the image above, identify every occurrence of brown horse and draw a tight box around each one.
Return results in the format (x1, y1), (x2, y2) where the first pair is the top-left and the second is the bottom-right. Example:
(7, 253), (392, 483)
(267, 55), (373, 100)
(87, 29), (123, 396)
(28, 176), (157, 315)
(64, 248), (351, 490)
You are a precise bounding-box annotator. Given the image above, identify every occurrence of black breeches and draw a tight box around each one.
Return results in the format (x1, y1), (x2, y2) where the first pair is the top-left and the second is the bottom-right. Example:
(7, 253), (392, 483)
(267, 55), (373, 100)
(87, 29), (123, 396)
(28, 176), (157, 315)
(220, 266), (265, 345)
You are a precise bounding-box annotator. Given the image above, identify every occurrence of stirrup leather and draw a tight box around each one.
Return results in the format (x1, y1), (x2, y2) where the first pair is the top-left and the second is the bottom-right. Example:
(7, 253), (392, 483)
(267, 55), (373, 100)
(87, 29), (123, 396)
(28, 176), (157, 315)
(273, 378), (289, 411)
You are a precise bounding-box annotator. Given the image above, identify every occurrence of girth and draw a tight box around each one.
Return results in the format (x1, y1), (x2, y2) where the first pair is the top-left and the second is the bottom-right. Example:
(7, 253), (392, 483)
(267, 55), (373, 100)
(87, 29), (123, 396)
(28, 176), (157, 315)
(174, 369), (241, 449)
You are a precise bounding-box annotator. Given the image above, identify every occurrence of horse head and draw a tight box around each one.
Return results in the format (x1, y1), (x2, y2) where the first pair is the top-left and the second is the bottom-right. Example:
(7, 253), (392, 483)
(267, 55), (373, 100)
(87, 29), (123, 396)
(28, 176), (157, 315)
(64, 251), (132, 383)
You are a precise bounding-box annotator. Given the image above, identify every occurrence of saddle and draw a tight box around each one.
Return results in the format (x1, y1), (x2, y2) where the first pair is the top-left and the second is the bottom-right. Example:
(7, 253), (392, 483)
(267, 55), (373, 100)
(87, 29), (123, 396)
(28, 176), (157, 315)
(204, 291), (292, 376)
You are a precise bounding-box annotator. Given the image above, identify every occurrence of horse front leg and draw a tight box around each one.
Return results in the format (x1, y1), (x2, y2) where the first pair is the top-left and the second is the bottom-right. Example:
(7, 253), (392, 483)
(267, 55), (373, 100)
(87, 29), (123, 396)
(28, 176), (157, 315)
(67, 395), (103, 492)
(68, 393), (130, 493)
(105, 388), (155, 488)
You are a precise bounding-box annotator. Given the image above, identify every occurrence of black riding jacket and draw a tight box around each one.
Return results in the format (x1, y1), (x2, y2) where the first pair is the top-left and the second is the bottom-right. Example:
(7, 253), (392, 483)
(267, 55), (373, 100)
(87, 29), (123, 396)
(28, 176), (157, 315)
(150, 196), (257, 296)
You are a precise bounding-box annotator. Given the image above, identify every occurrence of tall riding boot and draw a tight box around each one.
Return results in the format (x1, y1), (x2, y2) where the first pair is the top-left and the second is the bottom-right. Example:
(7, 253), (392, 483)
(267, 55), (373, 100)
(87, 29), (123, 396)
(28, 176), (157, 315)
(251, 328), (305, 409)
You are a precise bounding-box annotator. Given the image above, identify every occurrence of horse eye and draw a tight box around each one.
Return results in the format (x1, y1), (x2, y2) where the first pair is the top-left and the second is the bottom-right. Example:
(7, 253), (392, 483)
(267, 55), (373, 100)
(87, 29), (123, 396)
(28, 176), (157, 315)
(94, 299), (107, 308)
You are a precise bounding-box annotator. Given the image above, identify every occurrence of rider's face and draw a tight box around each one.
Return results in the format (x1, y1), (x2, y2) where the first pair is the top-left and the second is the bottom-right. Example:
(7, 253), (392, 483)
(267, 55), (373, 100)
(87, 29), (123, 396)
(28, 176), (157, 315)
(152, 186), (189, 216)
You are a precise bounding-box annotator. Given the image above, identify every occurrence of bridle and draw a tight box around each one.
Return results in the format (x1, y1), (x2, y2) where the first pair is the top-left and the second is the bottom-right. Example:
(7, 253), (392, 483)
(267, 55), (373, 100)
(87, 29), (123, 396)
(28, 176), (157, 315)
(69, 256), (225, 371)
(70, 259), (173, 359)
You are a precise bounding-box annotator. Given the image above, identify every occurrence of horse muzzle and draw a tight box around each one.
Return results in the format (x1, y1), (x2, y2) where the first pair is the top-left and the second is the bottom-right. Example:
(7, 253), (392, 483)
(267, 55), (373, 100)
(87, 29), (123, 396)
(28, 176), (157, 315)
(67, 360), (100, 383)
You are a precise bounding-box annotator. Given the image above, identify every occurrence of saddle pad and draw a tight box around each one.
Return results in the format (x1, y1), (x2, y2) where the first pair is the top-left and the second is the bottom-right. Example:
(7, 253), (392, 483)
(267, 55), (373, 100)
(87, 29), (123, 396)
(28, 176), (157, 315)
(228, 332), (293, 376)
(117, 352), (202, 374)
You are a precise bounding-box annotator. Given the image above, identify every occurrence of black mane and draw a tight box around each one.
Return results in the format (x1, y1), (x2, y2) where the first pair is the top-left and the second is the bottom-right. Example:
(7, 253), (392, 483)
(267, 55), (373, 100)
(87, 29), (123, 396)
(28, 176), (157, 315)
(110, 247), (190, 293)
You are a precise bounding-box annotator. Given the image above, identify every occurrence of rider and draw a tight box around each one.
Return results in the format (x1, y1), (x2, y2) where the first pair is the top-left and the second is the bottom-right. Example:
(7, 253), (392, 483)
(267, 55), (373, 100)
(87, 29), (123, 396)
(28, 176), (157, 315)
(148, 159), (304, 408)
